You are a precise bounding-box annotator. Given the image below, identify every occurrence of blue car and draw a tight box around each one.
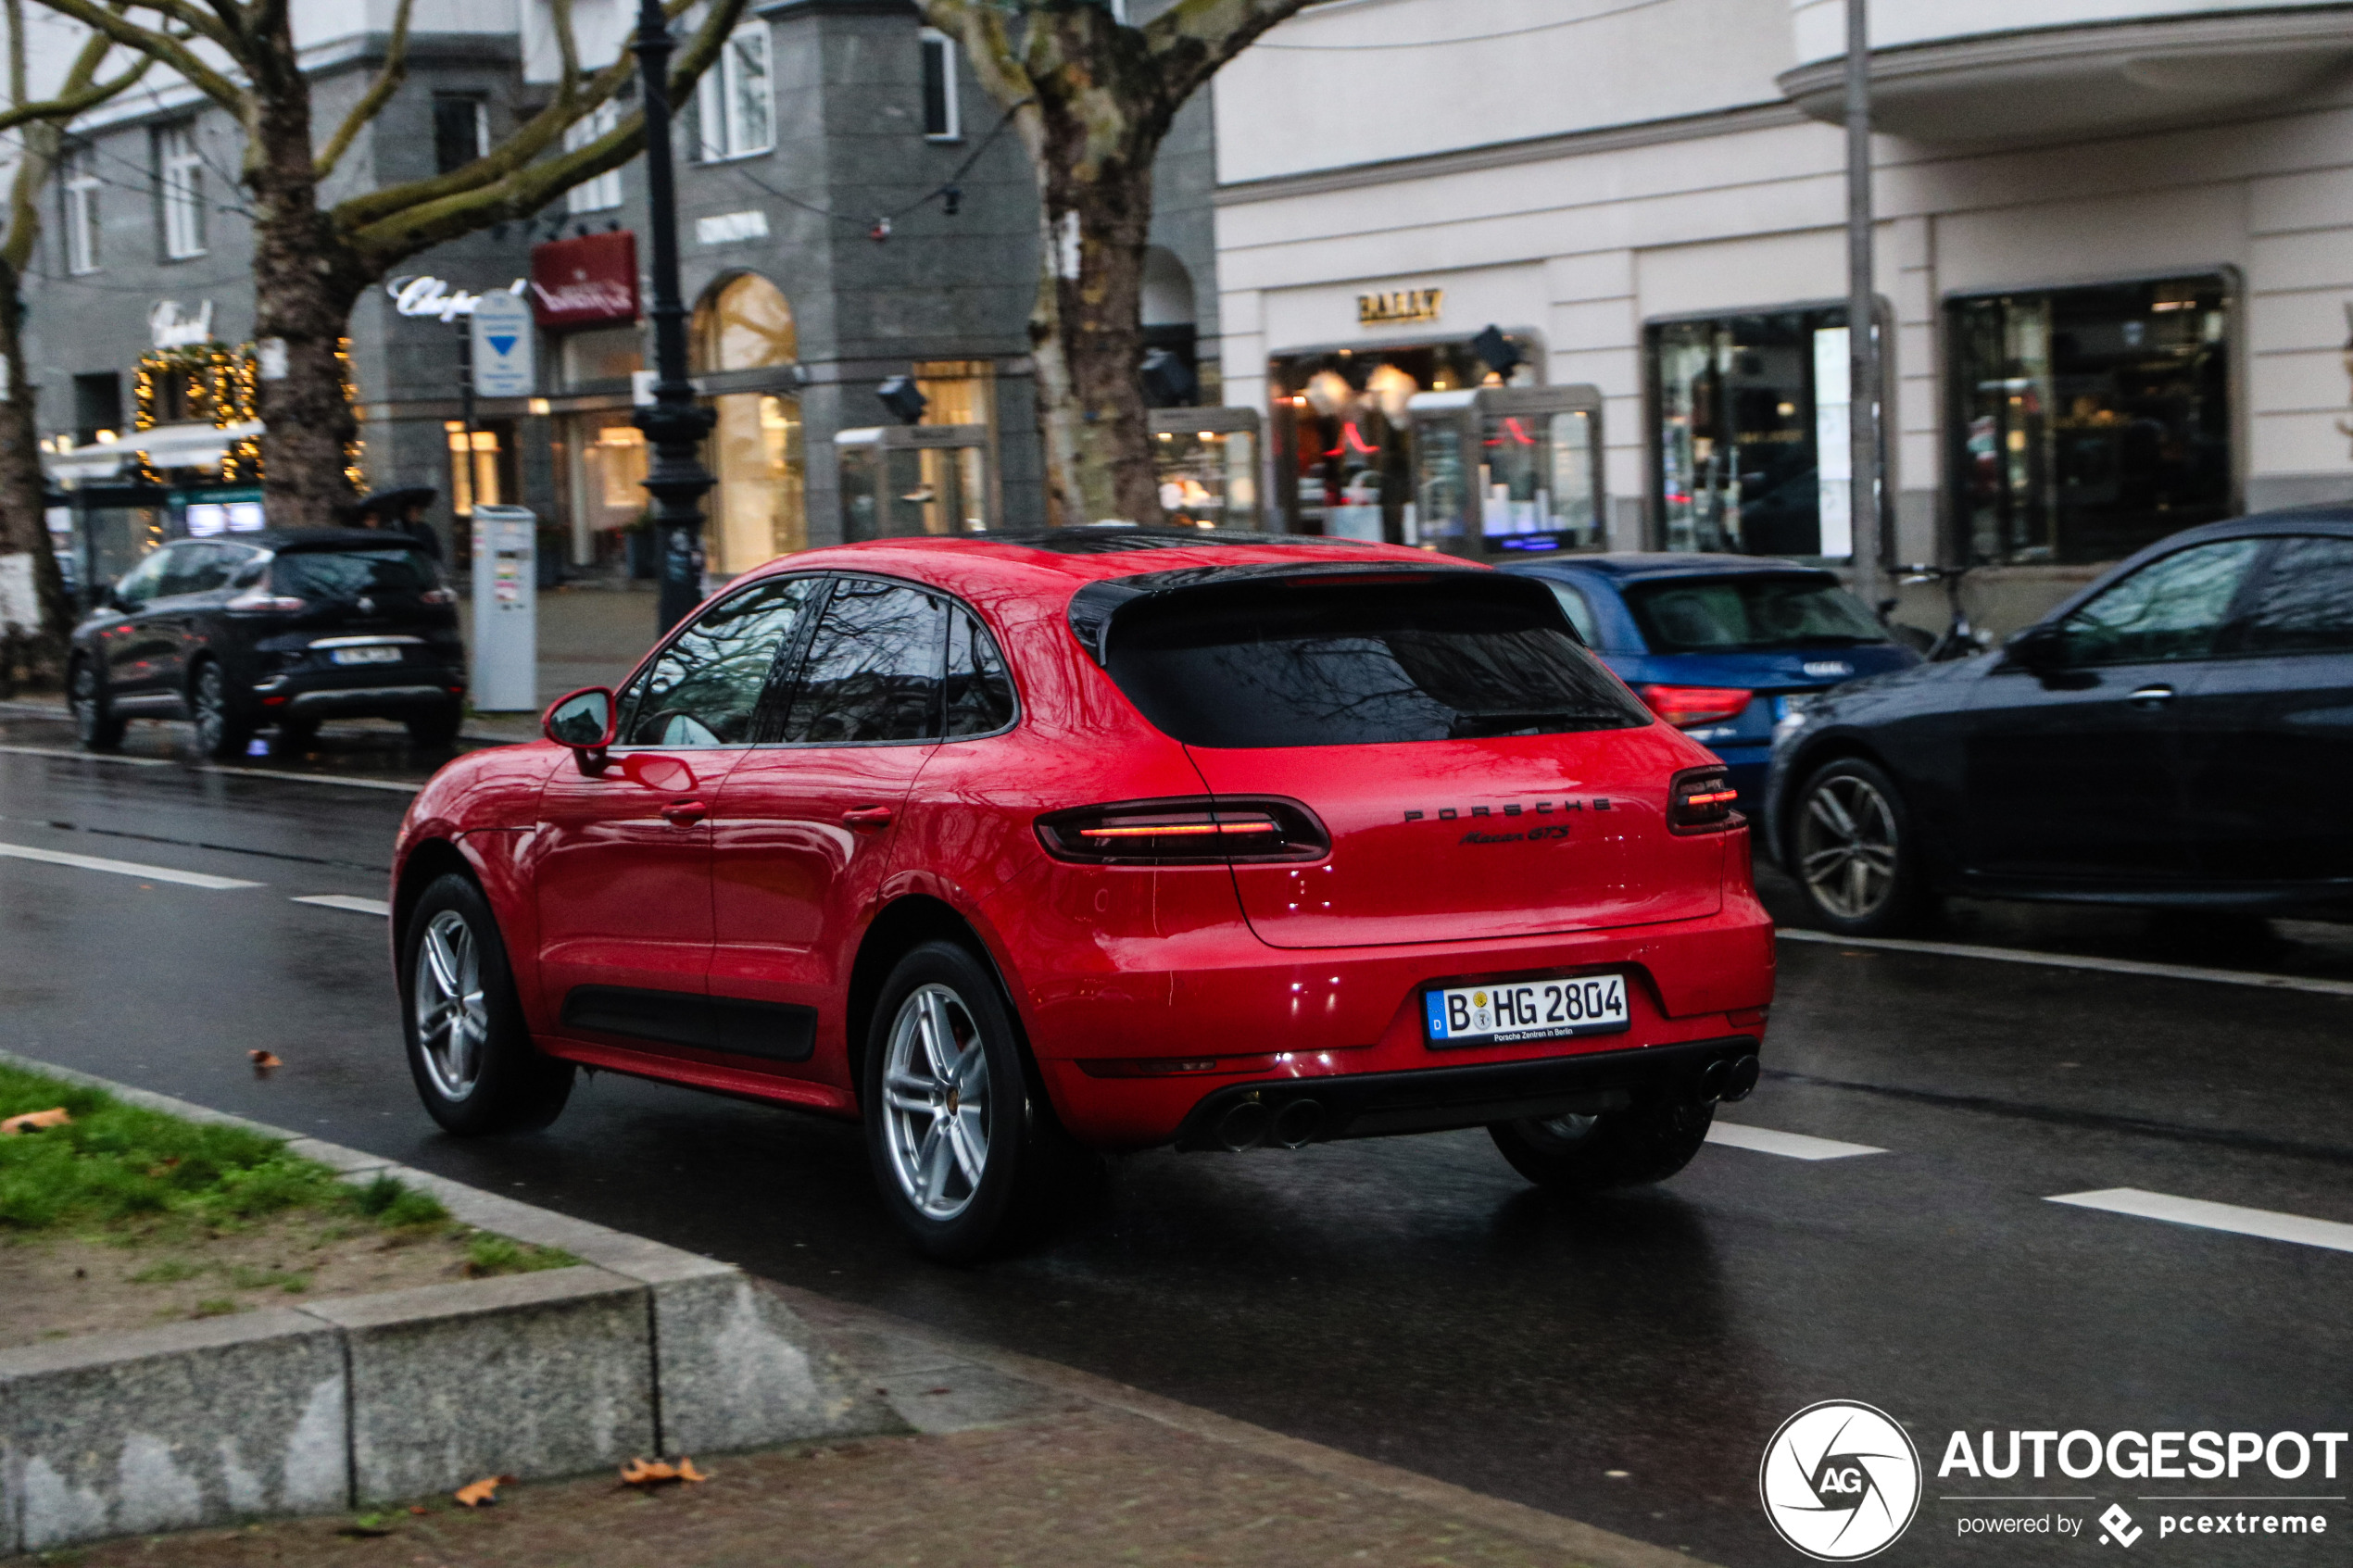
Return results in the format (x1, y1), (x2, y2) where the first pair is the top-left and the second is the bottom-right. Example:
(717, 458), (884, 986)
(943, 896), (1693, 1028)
(1496, 553), (1920, 807)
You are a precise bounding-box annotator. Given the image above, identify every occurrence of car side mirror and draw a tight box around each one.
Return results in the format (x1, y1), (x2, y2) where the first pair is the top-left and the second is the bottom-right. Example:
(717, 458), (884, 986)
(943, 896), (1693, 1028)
(2004, 622), (2065, 672)
(545, 686), (615, 776)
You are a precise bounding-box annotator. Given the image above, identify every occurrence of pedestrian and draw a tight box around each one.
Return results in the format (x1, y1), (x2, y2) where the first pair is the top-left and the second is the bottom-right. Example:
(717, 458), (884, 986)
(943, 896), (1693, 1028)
(342, 485), (445, 562)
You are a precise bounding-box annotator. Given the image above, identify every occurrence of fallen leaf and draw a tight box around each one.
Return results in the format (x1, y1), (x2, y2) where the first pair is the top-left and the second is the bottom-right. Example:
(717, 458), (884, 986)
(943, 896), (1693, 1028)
(249, 1050), (283, 1076)
(453, 1474), (513, 1508)
(1, 1108), (70, 1136)
(408, 1505), (429, 1516)
(923, 1386), (951, 1396)
(619, 1457), (708, 1489)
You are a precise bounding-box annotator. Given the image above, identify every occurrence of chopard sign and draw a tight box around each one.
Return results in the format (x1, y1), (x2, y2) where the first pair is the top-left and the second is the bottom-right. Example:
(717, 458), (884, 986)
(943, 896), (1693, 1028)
(1358, 287), (1443, 326)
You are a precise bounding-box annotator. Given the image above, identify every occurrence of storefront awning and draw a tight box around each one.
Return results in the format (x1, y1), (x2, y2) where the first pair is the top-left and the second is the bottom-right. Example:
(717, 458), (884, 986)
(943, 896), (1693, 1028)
(41, 420), (264, 484)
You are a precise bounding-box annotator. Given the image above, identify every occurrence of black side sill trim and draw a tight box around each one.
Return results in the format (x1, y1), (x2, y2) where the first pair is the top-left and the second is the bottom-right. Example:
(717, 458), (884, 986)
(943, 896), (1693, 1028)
(560, 985), (816, 1062)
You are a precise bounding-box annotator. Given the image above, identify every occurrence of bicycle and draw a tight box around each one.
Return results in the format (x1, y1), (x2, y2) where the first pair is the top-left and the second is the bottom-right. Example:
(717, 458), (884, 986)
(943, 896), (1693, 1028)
(1888, 562), (1992, 662)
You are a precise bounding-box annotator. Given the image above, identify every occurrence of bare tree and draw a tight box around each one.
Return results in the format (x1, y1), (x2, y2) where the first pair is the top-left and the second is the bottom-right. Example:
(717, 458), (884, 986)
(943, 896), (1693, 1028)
(913, 0), (1310, 528)
(0, 0), (144, 686)
(31, 0), (749, 531)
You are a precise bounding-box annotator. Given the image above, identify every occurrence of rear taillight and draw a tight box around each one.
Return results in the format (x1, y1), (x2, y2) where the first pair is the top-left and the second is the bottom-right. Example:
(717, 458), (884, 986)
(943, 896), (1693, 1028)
(227, 588), (307, 613)
(1639, 684), (1751, 728)
(1668, 767), (1741, 834)
(1036, 797), (1329, 865)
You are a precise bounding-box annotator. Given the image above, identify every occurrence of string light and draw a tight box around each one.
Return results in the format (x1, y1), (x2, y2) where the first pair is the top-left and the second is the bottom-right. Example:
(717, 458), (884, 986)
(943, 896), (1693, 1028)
(132, 337), (363, 489)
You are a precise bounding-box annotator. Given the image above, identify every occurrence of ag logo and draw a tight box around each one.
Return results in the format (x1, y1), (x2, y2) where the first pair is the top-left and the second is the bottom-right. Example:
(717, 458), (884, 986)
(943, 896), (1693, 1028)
(1759, 1400), (1921, 1561)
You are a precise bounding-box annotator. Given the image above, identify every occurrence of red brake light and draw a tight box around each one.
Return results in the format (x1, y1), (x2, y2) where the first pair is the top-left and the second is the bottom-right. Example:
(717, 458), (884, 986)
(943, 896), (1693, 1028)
(1668, 766), (1742, 834)
(1036, 797), (1329, 865)
(1638, 684), (1751, 728)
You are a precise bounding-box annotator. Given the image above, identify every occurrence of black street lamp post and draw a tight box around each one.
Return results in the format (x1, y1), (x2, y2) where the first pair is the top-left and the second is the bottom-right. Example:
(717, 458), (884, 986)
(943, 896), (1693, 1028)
(632, 0), (717, 635)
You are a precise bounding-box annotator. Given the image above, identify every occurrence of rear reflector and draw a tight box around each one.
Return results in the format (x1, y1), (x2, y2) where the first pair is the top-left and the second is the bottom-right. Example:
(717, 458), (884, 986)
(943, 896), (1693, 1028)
(1639, 684), (1751, 729)
(1036, 797), (1328, 866)
(1668, 766), (1741, 834)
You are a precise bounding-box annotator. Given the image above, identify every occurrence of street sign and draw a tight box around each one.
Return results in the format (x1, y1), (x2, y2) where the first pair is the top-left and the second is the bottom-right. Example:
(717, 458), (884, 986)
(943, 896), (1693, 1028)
(469, 291), (536, 399)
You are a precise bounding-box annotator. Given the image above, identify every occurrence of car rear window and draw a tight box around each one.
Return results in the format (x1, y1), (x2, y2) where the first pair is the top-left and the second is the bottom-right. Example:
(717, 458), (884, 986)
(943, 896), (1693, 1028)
(1103, 579), (1649, 748)
(1622, 573), (1885, 653)
(271, 547), (441, 602)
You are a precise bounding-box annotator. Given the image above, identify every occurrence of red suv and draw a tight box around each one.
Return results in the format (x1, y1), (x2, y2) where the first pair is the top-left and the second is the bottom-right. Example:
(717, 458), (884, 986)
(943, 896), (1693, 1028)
(392, 530), (1774, 1259)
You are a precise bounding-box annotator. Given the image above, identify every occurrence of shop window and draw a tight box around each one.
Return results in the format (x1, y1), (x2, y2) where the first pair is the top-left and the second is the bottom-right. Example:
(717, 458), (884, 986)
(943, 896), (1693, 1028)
(563, 101), (623, 213)
(1949, 275), (2231, 567)
(1648, 306), (1878, 558)
(72, 372), (121, 447)
(920, 31), (960, 141)
(1268, 337), (1531, 543)
(560, 324), (644, 390)
(157, 124), (205, 259)
(693, 271), (798, 371)
(60, 145), (99, 274)
(445, 420), (514, 518)
(434, 95), (488, 175)
(696, 24), (774, 161)
(690, 273), (801, 573)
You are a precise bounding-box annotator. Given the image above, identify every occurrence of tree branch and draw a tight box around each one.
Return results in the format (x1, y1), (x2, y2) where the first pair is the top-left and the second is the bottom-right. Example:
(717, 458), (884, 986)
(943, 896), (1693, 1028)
(1142, 0), (1312, 107)
(313, 0), (410, 178)
(913, 1), (1038, 151)
(30, 0), (244, 110)
(2, 6), (145, 272)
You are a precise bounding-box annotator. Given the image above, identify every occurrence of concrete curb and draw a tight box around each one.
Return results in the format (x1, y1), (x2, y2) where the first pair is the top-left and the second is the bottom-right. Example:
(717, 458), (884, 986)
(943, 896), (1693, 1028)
(0, 1051), (901, 1553)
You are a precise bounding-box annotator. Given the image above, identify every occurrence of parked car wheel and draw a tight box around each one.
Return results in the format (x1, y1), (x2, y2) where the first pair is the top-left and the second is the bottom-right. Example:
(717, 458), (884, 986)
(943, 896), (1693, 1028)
(1488, 1096), (1713, 1193)
(863, 940), (1076, 1262)
(1789, 755), (1928, 936)
(399, 872), (573, 1135)
(189, 659), (255, 761)
(69, 659), (124, 752)
(406, 703), (463, 750)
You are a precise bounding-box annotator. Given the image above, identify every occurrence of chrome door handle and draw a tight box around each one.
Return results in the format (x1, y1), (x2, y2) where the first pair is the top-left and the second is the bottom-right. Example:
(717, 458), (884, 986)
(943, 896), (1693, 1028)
(661, 800), (709, 826)
(841, 806), (896, 828)
(2126, 684), (2175, 707)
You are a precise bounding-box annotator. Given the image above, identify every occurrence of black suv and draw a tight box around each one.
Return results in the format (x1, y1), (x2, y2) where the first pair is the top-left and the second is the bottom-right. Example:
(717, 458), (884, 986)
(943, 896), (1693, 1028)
(69, 530), (468, 759)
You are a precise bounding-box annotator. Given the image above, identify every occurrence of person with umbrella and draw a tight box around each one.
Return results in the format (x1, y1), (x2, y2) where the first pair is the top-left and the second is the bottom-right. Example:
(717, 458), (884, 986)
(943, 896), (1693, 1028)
(342, 485), (444, 561)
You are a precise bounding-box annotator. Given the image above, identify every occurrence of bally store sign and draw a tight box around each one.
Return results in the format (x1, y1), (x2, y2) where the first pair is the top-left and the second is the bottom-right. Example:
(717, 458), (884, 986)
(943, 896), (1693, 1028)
(529, 231), (640, 329)
(1358, 287), (1443, 326)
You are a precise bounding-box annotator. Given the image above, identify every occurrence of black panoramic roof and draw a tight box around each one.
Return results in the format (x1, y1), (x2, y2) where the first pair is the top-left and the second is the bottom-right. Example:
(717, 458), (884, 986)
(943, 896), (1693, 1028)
(1065, 558), (1506, 666)
(982, 525), (1362, 556)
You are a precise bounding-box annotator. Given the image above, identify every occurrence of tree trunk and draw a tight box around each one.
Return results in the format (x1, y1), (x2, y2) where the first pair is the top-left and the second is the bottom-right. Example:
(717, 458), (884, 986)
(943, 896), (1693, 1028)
(0, 257), (71, 690)
(245, 45), (365, 532)
(1031, 144), (1162, 529)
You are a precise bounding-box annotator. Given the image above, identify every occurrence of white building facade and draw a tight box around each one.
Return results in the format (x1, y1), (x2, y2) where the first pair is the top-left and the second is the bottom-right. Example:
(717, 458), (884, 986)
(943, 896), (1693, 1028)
(1214, 0), (2353, 621)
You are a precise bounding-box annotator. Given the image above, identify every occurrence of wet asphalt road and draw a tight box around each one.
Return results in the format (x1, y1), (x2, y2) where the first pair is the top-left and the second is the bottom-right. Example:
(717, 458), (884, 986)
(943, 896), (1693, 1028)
(3, 710), (2349, 1567)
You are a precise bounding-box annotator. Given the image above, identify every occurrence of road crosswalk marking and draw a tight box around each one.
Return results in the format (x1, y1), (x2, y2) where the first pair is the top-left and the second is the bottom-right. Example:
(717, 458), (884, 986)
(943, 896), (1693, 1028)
(292, 894), (392, 916)
(2046, 1187), (2353, 1255)
(1705, 1122), (1886, 1160)
(0, 840), (263, 890)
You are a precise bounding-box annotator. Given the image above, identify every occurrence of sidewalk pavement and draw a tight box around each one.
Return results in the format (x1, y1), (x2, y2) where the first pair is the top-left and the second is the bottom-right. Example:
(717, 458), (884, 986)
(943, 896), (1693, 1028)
(61, 1283), (1711, 1568)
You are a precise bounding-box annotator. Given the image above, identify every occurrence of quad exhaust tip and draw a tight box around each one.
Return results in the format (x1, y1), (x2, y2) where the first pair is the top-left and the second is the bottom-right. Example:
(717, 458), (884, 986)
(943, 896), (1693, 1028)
(1272, 1098), (1325, 1149)
(1698, 1054), (1761, 1104)
(1214, 1098), (1272, 1151)
(1214, 1097), (1327, 1151)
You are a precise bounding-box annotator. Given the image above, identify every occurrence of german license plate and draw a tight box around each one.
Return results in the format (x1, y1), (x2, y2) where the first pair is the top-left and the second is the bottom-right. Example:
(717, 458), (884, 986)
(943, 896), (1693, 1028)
(1423, 974), (1629, 1048)
(329, 646), (403, 665)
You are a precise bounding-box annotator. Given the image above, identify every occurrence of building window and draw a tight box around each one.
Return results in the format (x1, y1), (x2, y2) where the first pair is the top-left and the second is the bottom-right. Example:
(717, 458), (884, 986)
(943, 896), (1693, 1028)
(1648, 306), (1879, 558)
(434, 94), (488, 175)
(60, 145), (99, 273)
(696, 24), (774, 161)
(1949, 275), (2232, 567)
(563, 101), (623, 213)
(920, 30), (960, 141)
(689, 273), (801, 571)
(72, 371), (121, 446)
(157, 124), (207, 258)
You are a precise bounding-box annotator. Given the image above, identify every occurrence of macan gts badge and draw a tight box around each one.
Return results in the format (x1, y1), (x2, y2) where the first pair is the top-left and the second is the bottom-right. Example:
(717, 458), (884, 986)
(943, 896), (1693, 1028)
(391, 528), (1776, 1260)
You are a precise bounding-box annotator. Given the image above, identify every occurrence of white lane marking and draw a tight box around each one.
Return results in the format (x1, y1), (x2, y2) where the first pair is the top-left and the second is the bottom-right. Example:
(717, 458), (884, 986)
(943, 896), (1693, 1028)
(2047, 1187), (2353, 1255)
(1779, 927), (2353, 1000)
(0, 840), (264, 890)
(1705, 1122), (1886, 1160)
(0, 743), (170, 767)
(292, 894), (391, 917)
(195, 765), (422, 795)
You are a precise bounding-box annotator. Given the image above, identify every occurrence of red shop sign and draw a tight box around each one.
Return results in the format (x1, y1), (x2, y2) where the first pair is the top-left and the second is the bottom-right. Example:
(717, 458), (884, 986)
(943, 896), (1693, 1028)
(529, 231), (639, 329)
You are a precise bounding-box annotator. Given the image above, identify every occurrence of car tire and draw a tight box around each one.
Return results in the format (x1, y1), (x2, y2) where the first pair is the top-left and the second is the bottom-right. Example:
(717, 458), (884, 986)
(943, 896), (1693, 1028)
(406, 703), (463, 750)
(1488, 1095), (1713, 1193)
(862, 939), (1083, 1263)
(398, 872), (573, 1135)
(1787, 755), (1929, 937)
(188, 659), (255, 761)
(69, 658), (125, 752)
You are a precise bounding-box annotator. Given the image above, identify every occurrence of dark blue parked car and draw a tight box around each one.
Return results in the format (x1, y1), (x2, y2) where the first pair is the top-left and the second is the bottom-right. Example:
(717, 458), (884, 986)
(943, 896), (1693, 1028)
(1497, 553), (1919, 808)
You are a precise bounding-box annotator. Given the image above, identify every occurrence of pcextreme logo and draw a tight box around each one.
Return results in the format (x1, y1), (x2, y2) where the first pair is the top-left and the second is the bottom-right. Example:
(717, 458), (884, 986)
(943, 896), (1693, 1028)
(1760, 1401), (1924, 1562)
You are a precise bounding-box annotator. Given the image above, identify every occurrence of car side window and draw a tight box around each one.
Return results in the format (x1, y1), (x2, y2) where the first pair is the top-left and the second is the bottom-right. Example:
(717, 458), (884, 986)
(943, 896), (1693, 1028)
(2057, 539), (2262, 666)
(112, 548), (173, 607)
(614, 576), (824, 747)
(163, 544), (233, 596)
(944, 608), (1016, 736)
(774, 580), (946, 745)
(1544, 582), (1600, 646)
(2233, 536), (2353, 656)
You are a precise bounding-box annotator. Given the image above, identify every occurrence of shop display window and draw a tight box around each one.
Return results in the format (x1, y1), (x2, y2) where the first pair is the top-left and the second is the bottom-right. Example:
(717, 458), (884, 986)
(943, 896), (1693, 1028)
(691, 272), (805, 573)
(1949, 276), (2231, 566)
(1269, 338), (1533, 543)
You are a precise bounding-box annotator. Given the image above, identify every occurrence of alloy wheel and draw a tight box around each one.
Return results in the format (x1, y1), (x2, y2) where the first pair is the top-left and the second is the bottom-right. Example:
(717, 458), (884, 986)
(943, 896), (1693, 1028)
(191, 664), (226, 754)
(70, 663), (99, 739)
(413, 909), (487, 1101)
(1798, 773), (1900, 921)
(880, 984), (992, 1221)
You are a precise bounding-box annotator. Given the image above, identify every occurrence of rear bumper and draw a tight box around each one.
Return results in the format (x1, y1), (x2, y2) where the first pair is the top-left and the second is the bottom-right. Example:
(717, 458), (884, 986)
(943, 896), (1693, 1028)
(263, 677), (463, 721)
(1170, 1035), (1759, 1150)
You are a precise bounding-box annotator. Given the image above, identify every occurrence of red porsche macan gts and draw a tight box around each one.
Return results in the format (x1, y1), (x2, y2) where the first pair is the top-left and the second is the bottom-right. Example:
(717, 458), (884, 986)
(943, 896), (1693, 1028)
(391, 528), (1775, 1259)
